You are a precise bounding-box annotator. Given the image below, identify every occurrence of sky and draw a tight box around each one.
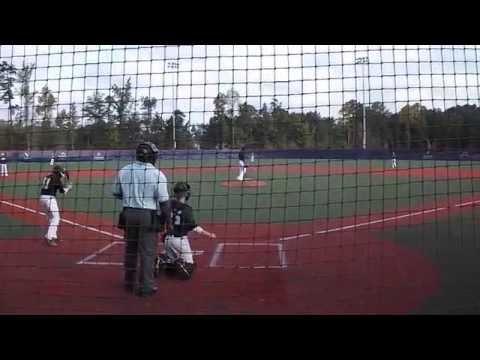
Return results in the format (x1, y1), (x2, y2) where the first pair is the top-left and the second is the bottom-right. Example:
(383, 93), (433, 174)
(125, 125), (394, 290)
(0, 45), (479, 126)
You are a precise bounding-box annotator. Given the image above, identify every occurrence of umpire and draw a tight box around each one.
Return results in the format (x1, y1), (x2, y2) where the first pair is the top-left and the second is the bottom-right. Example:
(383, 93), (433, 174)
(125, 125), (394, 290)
(113, 142), (171, 297)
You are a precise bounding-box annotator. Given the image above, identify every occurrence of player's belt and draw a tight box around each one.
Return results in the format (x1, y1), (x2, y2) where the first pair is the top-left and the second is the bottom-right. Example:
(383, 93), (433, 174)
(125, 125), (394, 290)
(123, 207), (155, 212)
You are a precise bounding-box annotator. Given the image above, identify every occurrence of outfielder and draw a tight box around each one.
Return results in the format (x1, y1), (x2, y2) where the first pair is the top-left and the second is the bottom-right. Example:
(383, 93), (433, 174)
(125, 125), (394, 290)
(155, 182), (216, 280)
(39, 165), (72, 246)
(0, 152), (8, 177)
(392, 152), (398, 169)
(237, 146), (247, 181)
(50, 153), (55, 166)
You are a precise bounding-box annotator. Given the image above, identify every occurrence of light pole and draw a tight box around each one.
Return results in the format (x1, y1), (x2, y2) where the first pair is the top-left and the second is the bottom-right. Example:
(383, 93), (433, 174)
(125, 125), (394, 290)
(29, 90), (38, 152)
(167, 59), (179, 150)
(355, 56), (369, 150)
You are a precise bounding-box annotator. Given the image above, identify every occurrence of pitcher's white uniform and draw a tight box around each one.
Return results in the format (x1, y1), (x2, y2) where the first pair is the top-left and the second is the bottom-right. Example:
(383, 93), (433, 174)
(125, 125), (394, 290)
(237, 147), (247, 181)
(0, 153), (8, 176)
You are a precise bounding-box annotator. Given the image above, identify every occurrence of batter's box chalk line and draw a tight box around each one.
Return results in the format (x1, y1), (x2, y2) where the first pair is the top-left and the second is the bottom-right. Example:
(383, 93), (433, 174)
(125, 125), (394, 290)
(77, 241), (205, 266)
(0, 199), (204, 267)
(209, 242), (288, 269)
(2, 198), (479, 268)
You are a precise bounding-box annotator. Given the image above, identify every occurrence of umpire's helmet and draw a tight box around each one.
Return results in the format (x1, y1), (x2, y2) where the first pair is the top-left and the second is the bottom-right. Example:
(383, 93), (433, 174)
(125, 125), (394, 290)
(136, 142), (159, 165)
(173, 181), (191, 201)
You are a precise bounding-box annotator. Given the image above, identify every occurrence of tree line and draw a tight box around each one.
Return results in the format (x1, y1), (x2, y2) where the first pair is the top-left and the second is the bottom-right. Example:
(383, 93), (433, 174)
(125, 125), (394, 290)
(1, 62), (480, 152)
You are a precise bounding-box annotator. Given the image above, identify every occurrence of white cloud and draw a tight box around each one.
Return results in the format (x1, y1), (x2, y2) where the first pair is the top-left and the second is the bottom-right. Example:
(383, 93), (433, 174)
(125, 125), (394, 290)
(1, 45), (480, 124)
(275, 45), (289, 55)
(192, 45), (208, 58)
(261, 45), (275, 55)
(247, 45), (261, 56)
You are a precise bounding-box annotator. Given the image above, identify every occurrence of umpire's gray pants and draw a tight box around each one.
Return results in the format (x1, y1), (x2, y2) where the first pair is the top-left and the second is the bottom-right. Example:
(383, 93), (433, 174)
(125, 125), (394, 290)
(123, 208), (157, 292)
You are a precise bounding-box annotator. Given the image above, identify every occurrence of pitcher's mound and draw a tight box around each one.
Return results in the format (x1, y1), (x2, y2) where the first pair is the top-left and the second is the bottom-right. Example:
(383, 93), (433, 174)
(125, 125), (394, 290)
(221, 179), (267, 188)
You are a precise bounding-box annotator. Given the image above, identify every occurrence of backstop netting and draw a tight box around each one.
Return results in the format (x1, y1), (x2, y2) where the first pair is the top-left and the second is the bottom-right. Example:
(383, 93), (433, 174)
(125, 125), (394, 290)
(1, 45), (480, 314)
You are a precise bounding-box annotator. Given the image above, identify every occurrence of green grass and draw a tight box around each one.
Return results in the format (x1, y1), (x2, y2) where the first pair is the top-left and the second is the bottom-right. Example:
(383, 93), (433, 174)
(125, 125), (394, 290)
(1, 159), (480, 223)
(2, 158), (480, 313)
(381, 206), (480, 313)
(0, 213), (42, 239)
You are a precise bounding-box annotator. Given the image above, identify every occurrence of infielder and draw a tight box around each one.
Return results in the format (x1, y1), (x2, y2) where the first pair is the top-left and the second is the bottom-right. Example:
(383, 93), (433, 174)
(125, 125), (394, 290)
(155, 182), (216, 280)
(39, 165), (72, 246)
(392, 152), (398, 169)
(0, 152), (8, 177)
(237, 146), (247, 181)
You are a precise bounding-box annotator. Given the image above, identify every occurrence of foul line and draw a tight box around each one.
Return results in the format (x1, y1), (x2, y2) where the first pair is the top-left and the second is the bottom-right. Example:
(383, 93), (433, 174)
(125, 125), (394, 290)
(0, 200), (124, 240)
(455, 200), (480, 208)
(2, 197), (478, 269)
(279, 199), (479, 241)
(0, 199), (206, 266)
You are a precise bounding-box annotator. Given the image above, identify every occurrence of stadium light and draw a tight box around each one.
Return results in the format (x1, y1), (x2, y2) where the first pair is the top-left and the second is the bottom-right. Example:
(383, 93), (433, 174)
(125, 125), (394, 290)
(167, 58), (179, 150)
(355, 56), (369, 150)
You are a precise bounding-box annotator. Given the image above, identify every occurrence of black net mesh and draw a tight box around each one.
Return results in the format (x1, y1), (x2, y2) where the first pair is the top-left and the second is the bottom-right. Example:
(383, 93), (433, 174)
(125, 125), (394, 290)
(0, 45), (479, 314)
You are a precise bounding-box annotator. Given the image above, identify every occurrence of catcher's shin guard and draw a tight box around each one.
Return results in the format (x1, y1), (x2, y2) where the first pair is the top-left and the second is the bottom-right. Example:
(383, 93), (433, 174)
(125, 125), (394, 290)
(175, 260), (196, 280)
(154, 254), (175, 277)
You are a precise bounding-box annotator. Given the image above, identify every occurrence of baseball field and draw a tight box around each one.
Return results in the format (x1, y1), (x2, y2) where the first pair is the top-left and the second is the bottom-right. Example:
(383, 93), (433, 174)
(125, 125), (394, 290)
(1, 157), (480, 314)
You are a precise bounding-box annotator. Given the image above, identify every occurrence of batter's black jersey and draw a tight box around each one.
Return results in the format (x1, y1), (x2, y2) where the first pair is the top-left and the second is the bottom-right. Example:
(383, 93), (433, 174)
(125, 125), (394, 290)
(169, 199), (197, 237)
(0, 155), (6, 164)
(40, 175), (66, 197)
(238, 150), (245, 161)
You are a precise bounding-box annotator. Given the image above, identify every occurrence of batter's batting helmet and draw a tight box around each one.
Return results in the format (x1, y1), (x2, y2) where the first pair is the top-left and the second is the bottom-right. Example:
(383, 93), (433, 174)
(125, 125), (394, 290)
(173, 181), (191, 201)
(136, 142), (159, 165)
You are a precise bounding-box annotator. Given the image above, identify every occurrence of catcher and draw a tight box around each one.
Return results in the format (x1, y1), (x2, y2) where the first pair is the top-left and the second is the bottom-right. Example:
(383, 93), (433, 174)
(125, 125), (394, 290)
(39, 165), (72, 246)
(154, 182), (216, 280)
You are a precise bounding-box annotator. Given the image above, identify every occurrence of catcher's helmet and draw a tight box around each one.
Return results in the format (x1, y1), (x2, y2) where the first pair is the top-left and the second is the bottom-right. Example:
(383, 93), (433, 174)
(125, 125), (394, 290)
(136, 142), (159, 165)
(173, 181), (191, 201)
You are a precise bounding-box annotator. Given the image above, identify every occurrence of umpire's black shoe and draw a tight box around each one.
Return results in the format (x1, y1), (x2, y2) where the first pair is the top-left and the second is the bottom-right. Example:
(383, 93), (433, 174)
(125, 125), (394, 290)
(154, 257), (160, 278)
(154, 254), (174, 277)
(136, 286), (158, 297)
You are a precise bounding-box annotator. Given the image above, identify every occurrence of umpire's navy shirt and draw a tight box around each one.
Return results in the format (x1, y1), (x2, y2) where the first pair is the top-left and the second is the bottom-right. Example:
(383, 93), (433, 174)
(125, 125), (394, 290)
(0, 155), (6, 164)
(113, 161), (169, 210)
